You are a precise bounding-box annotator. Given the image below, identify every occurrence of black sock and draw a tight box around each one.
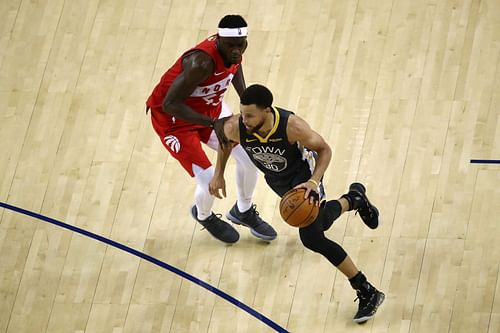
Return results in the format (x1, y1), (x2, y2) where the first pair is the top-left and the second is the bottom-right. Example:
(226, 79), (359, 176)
(340, 193), (354, 211)
(349, 271), (373, 295)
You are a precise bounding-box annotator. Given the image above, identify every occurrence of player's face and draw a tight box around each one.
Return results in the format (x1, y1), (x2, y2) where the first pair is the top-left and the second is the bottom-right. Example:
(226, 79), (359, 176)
(240, 104), (268, 134)
(217, 36), (247, 64)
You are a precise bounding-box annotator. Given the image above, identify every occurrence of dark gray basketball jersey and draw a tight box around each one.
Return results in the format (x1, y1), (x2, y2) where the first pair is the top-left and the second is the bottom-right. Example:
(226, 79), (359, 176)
(239, 107), (315, 188)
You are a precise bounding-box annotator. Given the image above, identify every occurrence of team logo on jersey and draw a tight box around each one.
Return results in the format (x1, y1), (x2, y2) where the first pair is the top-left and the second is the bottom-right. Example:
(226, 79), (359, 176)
(246, 146), (287, 172)
(164, 135), (180, 153)
(190, 74), (234, 97)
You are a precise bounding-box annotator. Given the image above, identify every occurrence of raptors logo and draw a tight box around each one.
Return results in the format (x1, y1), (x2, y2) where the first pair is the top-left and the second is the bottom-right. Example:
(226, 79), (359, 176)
(164, 135), (180, 153)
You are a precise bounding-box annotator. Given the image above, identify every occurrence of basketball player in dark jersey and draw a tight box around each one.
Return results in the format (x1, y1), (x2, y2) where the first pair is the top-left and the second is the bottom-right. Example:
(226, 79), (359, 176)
(209, 84), (385, 323)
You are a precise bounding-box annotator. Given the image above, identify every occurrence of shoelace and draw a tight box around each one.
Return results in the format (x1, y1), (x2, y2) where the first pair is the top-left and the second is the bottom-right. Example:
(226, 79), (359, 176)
(244, 204), (259, 216)
(355, 198), (375, 218)
(241, 205), (263, 224)
(237, 204), (259, 218)
(353, 292), (368, 302)
(354, 291), (377, 304)
(355, 209), (374, 218)
(199, 213), (224, 231)
(353, 295), (371, 311)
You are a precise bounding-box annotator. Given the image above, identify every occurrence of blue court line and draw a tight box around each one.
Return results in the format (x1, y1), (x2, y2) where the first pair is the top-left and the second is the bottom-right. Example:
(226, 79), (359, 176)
(470, 159), (500, 164)
(0, 201), (289, 333)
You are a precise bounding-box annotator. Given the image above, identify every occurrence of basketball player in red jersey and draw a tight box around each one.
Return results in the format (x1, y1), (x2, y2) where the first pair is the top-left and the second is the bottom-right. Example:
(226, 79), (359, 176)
(146, 15), (276, 244)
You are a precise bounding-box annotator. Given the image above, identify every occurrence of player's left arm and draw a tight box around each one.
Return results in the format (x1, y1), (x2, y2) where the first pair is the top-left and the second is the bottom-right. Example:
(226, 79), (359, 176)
(209, 115), (241, 198)
(231, 64), (246, 98)
(287, 114), (332, 201)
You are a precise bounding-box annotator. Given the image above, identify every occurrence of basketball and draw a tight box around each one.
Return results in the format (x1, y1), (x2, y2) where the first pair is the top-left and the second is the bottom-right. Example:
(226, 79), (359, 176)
(279, 188), (320, 228)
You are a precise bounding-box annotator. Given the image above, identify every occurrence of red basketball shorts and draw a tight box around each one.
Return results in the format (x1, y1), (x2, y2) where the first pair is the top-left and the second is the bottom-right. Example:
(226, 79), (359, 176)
(149, 103), (231, 177)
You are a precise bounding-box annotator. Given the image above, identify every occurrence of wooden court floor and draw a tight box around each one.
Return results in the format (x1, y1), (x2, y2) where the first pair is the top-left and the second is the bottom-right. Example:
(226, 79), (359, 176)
(1, 0), (499, 332)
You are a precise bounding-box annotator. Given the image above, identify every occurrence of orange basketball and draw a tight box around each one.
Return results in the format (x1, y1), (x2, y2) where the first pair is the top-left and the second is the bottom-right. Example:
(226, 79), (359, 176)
(279, 188), (320, 228)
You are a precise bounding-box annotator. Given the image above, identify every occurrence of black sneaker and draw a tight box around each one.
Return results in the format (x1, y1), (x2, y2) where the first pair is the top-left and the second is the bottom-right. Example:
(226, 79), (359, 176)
(226, 203), (277, 241)
(353, 288), (385, 324)
(190, 205), (239, 244)
(344, 183), (379, 229)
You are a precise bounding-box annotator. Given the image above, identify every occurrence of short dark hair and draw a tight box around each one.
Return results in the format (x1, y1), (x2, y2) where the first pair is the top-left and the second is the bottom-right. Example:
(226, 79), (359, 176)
(218, 15), (247, 28)
(240, 84), (273, 109)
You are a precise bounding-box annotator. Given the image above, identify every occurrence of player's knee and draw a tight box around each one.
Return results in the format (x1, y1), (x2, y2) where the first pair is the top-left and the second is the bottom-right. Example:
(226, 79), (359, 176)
(319, 200), (342, 231)
(193, 165), (215, 188)
(299, 230), (323, 252)
(299, 229), (347, 266)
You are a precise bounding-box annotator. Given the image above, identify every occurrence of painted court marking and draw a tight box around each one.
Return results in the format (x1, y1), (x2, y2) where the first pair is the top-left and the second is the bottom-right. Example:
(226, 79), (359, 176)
(470, 159), (500, 164)
(0, 201), (289, 333)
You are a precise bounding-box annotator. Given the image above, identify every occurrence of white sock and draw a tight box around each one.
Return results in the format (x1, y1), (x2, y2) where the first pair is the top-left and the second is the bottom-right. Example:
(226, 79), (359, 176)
(193, 164), (215, 220)
(231, 144), (257, 213)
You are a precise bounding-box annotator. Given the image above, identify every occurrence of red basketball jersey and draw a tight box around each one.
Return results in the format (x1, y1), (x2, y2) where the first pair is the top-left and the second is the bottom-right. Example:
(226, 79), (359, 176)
(146, 35), (241, 130)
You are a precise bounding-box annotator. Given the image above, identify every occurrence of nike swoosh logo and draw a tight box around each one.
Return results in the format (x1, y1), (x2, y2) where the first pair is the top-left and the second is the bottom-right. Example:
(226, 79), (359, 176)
(214, 71), (225, 76)
(245, 138), (258, 143)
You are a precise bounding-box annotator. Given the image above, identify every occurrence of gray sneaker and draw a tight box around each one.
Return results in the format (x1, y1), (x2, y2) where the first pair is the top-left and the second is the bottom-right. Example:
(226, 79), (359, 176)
(190, 205), (239, 244)
(226, 203), (277, 241)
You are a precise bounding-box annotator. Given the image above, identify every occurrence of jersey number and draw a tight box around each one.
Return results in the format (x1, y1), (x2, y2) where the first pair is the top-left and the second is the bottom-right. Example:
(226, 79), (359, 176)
(202, 93), (224, 106)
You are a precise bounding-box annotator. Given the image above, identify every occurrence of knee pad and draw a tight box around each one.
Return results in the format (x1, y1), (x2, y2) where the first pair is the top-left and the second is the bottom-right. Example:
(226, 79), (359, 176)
(318, 200), (342, 231)
(299, 227), (347, 266)
(299, 227), (327, 253)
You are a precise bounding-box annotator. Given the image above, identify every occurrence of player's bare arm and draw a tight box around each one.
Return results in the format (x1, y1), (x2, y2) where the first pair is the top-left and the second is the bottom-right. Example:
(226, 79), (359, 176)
(222, 114), (241, 143)
(287, 114), (332, 201)
(162, 51), (215, 127)
(231, 64), (246, 97)
(209, 115), (240, 198)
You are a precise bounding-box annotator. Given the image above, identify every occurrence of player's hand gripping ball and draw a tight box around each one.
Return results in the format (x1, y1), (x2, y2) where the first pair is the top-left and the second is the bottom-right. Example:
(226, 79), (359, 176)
(279, 188), (319, 228)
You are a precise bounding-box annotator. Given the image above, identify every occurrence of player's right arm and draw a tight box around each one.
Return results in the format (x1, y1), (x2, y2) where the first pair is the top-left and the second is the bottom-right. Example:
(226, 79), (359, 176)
(209, 115), (240, 198)
(287, 114), (332, 204)
(162, 51), (215, 127)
